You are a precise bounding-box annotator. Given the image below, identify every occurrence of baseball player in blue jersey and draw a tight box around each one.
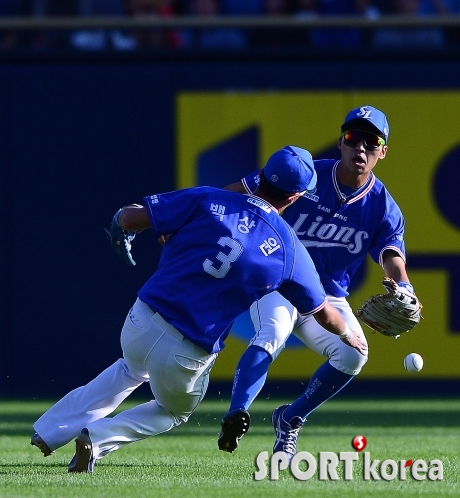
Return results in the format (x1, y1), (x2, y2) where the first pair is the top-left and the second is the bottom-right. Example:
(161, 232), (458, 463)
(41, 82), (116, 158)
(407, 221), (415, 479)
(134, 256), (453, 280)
(30, 145), (367, 473)
(218, 105), (421, 459)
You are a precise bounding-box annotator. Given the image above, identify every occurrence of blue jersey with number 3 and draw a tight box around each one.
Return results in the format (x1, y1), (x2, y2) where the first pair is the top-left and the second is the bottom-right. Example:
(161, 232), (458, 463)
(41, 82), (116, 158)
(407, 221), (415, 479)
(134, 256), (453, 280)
(138, 187), (326, 353)
(242, 160), (406, 298)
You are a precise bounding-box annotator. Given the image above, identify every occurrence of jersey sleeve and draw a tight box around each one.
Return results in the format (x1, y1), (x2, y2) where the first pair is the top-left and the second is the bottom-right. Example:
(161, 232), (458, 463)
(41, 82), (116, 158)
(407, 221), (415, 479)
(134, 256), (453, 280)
(368, 193), (406, 267)
(277, 238), (327, 315)
(143, 187), (209, 238)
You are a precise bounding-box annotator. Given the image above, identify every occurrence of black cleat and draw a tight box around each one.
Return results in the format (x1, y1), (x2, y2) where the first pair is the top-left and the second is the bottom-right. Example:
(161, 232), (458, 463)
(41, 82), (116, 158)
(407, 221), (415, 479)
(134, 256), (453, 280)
(68, 429), (95, 473)
(218, 410), (250, 453)
(30, 432), (54, 457)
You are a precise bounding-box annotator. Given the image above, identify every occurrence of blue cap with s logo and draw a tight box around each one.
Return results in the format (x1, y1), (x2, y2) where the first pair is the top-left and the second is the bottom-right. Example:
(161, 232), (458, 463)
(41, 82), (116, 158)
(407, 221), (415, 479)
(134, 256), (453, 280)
(341, 105), (389, 143)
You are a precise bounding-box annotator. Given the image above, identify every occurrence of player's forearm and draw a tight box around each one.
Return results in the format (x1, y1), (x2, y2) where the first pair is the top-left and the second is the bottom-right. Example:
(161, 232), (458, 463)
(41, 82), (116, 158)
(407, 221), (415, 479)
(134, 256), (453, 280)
(313, 303), (368, 355)
(313, 302), (348, 336)
(382, 251), (409, 283)
(117, 204), (151, 232)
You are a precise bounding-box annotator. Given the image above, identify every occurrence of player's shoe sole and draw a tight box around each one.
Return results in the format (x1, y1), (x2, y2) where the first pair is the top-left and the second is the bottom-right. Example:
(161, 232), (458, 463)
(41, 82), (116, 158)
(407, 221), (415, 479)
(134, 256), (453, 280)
(30, 432), (54, 457)
(218, 410), (250, 453)
(68, 429), (95, 473)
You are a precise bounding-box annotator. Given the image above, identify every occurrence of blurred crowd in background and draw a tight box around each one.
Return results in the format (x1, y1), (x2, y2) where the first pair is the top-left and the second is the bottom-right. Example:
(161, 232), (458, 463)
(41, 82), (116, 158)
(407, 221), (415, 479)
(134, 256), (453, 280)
(0, 0), (459, 52)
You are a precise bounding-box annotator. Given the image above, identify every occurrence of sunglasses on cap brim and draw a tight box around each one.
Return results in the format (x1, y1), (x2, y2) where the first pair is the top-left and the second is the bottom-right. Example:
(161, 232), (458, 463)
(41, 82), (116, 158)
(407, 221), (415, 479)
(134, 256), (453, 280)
(342, 130), (386, 151)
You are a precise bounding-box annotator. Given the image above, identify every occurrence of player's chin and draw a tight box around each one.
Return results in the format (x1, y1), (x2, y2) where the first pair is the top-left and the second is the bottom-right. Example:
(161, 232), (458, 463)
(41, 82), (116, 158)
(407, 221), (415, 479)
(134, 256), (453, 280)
(351, 159), (366, 170)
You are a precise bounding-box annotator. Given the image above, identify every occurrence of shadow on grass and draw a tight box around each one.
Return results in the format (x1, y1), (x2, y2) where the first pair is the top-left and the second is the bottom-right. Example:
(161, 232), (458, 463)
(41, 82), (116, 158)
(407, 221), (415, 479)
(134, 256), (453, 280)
(0, 462), (68, 472)
(1, 399), (459, 438)
(173, 408), (460, 437)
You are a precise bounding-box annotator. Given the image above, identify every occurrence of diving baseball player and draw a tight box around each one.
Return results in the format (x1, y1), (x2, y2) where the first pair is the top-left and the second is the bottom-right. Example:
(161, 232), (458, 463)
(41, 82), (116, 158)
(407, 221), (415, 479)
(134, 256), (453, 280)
(30, 146), (367, 473)
(218, 106), (421, 459)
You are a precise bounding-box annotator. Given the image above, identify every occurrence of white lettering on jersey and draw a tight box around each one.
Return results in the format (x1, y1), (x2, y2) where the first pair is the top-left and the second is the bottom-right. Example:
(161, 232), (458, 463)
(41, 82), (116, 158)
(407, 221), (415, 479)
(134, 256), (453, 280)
(333, 226), (355, 242)
(292, 214), (369, 254)
(316, 224), (338, 239)
(238, 216), (256, 234)
(210, 203), (226, 221)
(149, 195), (159, 204)
(259, 238), (281, 256)
(307, 217), (323, 237)
(203, 236), (243, 278)
(301, 232), (368, 254)
(291, 214), (309, 235)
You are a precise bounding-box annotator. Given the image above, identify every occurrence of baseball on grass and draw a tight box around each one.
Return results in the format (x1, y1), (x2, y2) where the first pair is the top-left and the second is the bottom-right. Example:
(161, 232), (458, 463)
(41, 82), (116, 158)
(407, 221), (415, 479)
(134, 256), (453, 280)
(404, 353), (424, 372)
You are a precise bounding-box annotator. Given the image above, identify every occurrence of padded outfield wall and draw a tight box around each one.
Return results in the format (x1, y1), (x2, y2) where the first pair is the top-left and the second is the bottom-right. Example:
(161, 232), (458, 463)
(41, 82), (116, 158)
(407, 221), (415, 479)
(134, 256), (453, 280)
(0, 51), (459, 397)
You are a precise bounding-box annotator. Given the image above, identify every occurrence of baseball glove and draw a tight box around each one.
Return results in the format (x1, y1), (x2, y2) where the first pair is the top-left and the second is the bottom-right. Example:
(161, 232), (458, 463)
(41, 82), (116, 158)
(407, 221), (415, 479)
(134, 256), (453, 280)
(356, 278), (423, 339)
(104, 210), (136, 267)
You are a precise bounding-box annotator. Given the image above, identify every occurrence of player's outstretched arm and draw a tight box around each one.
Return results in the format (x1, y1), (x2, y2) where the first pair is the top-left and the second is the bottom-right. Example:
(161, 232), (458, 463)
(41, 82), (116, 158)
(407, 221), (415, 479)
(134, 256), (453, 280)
(312, 303), (368, 356)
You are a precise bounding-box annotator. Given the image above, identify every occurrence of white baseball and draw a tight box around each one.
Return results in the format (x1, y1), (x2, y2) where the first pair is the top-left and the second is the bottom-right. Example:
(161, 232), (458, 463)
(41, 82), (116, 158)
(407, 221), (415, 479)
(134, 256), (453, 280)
(404, 353), (424, 372)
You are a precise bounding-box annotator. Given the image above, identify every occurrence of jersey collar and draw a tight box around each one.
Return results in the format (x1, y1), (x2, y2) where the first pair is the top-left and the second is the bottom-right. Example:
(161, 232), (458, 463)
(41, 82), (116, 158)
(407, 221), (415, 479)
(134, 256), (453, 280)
(332, 161), (375, 205)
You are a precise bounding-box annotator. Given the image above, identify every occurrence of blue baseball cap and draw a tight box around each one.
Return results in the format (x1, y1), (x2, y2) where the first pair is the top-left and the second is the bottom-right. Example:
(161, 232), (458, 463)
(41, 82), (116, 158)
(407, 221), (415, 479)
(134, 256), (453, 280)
(341, 105), (389, 143)
(263, 145), (317, 194)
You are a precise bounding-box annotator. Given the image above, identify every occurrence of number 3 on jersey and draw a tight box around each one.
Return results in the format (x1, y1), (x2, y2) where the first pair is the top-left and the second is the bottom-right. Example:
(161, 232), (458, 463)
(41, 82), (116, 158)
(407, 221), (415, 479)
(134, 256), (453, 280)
(203, 236), (243, 278)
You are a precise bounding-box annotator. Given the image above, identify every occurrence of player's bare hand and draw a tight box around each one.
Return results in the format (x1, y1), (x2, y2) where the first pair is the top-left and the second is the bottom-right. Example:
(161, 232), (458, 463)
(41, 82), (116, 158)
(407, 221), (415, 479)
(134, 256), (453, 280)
(341, 330), (368, 356)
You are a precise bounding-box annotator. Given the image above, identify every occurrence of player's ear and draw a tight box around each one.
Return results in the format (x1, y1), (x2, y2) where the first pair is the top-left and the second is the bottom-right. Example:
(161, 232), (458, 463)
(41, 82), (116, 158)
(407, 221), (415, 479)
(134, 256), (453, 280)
(379, 145), (388, 160)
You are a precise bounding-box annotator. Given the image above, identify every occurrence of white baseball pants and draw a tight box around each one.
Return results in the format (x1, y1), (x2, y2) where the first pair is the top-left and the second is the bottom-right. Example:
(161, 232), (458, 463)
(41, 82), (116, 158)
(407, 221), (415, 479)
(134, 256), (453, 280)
(249, 291), (368, 375)
(34, 298), (217, 460)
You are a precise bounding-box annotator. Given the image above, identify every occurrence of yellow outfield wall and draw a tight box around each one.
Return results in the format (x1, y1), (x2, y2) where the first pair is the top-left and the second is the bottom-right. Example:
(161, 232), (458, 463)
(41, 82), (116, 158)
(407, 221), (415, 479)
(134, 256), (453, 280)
(177, 91), (460, 381)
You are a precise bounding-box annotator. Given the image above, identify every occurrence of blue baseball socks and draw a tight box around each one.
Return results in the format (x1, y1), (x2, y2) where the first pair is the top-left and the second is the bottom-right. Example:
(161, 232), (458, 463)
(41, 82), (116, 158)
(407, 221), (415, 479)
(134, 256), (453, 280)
(227, 345), (272, 414)
(283, 361), (354, 422)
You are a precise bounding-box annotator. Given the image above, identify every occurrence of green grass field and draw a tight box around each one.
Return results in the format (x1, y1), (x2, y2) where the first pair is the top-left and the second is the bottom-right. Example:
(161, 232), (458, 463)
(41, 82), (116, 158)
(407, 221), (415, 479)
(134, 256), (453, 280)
(0, 397), (458, 498)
